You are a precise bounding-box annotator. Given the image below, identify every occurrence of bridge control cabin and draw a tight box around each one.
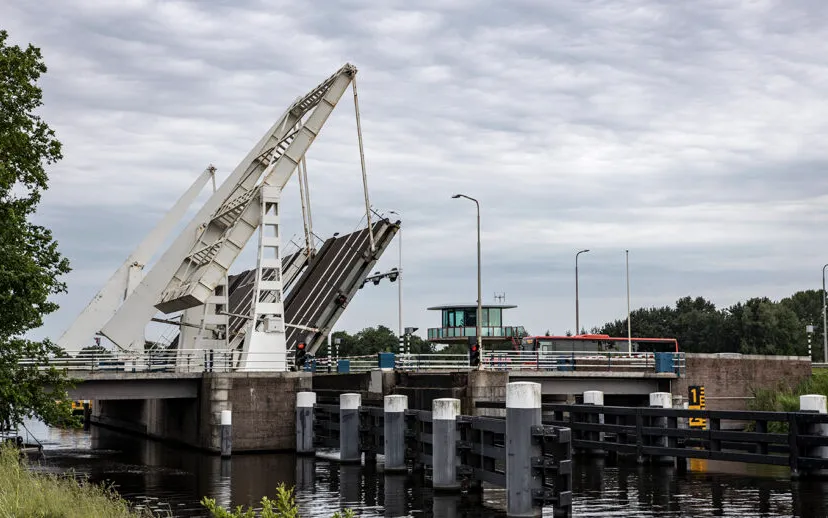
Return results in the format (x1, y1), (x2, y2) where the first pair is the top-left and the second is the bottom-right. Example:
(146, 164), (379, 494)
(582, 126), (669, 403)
(426, 303), (527, 344)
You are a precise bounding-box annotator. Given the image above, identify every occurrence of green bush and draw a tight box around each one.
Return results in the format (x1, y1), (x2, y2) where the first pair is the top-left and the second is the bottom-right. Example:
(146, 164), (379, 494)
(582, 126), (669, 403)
(201, 484), (354, 518)
(749, 369), (828, 432)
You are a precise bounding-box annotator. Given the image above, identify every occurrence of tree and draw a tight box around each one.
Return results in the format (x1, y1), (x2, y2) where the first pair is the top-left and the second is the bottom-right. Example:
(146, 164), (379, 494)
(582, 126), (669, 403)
(0, 30), (73, 427)
(407, 334), (433, 354)
(781, 290), (824, 359)
(727, 298), (806, 356)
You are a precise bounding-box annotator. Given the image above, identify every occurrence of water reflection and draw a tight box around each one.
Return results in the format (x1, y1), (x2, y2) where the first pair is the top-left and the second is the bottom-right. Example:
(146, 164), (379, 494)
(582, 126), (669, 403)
(21, 421), (828, 517)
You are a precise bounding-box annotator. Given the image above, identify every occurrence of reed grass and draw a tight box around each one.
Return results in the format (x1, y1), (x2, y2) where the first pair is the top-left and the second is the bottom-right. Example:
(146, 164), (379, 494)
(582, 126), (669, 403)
(748, 369), (828, 432)
(0, 445), (162, 518)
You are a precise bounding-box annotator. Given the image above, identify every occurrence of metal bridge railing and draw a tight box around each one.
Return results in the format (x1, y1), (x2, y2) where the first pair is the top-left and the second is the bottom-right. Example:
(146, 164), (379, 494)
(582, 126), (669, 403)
(19, 349), (684, 376)
(482, 350), (685, 375)
(17, 348), (293, 373)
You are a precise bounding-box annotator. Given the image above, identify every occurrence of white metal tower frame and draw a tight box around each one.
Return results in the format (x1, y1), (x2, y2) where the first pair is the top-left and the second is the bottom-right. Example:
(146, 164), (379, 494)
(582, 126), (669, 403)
(57, 166), (215, 353)
(238, 185), (286, 371)
(99, 64), (358, 354)
(57, 63), (378, 373)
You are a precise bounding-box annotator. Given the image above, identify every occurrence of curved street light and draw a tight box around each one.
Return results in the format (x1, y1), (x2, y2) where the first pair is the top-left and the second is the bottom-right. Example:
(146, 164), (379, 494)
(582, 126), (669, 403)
(452, 194), (482, 366)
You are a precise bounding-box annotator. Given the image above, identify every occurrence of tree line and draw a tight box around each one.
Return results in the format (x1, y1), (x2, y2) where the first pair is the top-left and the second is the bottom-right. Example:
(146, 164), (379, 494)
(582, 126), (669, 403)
(592, 291), (823, 357)
(323, 325), (434, 357)
(328, 291), (825, 358)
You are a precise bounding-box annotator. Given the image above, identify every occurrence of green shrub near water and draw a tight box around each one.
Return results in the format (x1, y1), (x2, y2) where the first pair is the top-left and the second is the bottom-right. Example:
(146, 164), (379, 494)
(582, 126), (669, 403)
(201, 484), (354, 518)
(748, 369), (828, 432)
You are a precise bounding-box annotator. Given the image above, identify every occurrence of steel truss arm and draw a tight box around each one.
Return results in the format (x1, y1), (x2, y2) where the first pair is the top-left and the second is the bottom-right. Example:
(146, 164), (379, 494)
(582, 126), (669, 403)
(100, 64), (358, 349)
(57, 166), (214, 353)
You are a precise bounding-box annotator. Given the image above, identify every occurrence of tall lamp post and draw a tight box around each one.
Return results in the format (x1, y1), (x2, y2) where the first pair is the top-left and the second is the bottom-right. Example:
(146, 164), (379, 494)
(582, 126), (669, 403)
(452, 194), (482, 366)
(575, 249), (590, 335)
(823, 264), (828, 364)
(389, 210), (403, 339)
(626, 249), (632, 355)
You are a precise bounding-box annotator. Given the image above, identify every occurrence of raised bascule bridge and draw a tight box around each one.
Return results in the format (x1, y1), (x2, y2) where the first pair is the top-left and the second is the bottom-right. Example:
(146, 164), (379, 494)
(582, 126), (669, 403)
(56, 63), (397, 372)
(36, 67), (821, 507)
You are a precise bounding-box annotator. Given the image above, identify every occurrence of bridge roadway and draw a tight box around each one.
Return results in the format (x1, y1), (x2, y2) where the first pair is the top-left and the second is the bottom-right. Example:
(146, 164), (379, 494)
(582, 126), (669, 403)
(61, 368), (675, 401)
(509, 370), (676, 396)
(45, 352), (811, 454)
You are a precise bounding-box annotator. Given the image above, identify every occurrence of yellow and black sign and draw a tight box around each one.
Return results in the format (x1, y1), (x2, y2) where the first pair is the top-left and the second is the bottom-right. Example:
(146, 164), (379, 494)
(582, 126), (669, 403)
(688, 385), (706, 428)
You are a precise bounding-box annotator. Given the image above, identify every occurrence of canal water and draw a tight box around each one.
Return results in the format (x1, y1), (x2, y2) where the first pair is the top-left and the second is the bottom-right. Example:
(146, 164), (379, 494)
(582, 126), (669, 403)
(22, 421), (828, 517)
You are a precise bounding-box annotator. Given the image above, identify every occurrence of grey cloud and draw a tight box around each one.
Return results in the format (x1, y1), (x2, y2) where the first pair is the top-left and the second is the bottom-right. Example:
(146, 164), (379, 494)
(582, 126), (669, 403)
(3, 0), (826, 342)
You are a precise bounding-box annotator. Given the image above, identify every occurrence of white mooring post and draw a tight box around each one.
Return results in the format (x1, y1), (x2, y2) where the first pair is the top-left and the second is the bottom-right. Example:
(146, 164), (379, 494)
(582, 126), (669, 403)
(384, 395), (408, 472)
(432, 398), (461, 491)
(296, 392), (316, 455)
(649, 392), (672, 465)
(584, 390), (605, 455)
(506, 381), (542, 518)
(220, 410), (232, 458)
(800, 394), (828, 476)
(340, 393), (362, 463)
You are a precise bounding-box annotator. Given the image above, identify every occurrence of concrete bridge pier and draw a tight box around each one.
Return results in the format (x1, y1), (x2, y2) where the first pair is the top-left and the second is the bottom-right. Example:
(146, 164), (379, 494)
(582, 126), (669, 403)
(87, 372), (312, 453)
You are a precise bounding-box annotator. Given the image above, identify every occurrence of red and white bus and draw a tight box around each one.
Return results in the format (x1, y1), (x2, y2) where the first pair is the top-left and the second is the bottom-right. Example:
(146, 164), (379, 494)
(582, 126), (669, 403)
(518, 334), (679, 354)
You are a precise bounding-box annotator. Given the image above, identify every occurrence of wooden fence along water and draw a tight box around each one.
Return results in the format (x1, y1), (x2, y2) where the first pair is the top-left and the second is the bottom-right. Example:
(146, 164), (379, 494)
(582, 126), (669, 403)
(298, 382), (573, 518)
(477, 392), (828, 478)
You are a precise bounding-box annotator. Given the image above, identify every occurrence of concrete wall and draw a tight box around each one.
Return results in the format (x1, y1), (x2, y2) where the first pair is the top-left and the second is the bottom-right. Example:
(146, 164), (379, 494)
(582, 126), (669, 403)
(92, 371), (312, 453)
(393, 372), (468, 411)
(223, 372), (312, 452)
(672, 353), (812, 411)
(464, 371), (507, 417)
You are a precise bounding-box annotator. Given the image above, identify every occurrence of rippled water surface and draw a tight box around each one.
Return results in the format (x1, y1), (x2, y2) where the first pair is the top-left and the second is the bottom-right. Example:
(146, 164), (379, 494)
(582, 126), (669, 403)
(22, 421), (828, 517)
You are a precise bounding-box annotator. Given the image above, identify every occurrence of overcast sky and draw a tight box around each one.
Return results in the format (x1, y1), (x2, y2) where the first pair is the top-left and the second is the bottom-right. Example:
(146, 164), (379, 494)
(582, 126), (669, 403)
(4, 0), (828, 345)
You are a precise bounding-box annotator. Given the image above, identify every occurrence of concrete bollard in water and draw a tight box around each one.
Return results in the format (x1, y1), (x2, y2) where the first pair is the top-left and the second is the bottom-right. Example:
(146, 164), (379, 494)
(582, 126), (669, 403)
(800, 394), (828, 476)
(220, 410), (232, 458)
(340, 393), (362, 463)
(432, 398), (460, 491)
(296, 392), (316, 455)
(506, 381), (542, 518)
(649, 392), (672, 465)
(583, 390), (605, 456)
(384, 395), (408, 472)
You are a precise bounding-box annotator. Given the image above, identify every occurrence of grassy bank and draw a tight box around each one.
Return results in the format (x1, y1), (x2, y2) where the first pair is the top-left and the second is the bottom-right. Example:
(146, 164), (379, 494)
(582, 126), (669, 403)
(749, 368), (828, 413)
(0, 445), (160, 518)
(0, 444), (352, 518)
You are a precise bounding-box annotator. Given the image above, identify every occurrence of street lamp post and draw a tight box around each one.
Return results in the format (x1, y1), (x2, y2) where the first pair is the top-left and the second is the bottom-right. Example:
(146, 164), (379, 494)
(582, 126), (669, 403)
(575, 249), (590, 335)
(626, 249), (632, 355)
(823, 264), (828, 364)
(389, 211), (403, 340)
(452, 194), (482, 366)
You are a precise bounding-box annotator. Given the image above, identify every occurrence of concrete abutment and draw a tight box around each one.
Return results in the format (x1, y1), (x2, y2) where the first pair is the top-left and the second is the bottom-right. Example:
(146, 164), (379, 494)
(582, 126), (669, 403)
(91, 372), (312, 453)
